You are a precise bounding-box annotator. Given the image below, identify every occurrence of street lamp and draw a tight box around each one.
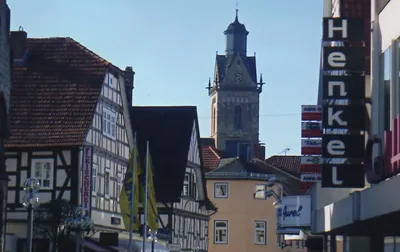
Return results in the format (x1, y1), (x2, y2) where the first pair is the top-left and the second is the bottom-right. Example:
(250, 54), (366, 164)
(253, 178), (284, 207)
(148, 229), (158, 252)
(61, 206), (94, 252)
(265, 182), (284, 207)
(22, 178), (41, 252)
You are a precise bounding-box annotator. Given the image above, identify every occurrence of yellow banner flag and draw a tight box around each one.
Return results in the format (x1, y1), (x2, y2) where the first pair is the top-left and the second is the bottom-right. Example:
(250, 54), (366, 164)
(146, 151), (159, 230)
(119, 143), (141, 231)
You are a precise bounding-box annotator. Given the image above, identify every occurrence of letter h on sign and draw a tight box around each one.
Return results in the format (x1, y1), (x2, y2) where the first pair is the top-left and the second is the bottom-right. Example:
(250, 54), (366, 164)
(322, 18), (364, 41)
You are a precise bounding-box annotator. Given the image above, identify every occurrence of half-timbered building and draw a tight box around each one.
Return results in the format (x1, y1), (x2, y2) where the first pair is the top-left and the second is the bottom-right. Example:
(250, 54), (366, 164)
(129, 106), (217, 252)
(4, 29), (137, 252)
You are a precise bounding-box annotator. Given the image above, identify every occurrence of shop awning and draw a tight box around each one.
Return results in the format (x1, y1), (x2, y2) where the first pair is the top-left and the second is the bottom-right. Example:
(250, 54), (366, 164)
(314, 174), (400, 235)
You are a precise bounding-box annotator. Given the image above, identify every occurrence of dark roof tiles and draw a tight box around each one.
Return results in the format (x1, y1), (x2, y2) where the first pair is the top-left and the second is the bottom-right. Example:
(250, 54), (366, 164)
(201, 146), (222, 172)
(264, 155), (301, 178)
(129, 106), (205, 203)
(6, 37), (114, 148)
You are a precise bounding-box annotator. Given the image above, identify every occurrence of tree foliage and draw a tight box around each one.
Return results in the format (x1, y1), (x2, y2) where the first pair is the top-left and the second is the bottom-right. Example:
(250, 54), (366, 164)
(33, 199), (75, 252)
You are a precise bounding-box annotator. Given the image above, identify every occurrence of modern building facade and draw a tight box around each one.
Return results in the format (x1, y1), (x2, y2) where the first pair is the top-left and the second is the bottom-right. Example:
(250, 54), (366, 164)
(310, 0), (400, 251)
(206, 11), (265, 161)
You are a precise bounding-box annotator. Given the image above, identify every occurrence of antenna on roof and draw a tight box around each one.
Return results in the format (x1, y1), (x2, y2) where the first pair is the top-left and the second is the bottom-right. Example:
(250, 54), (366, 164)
(279, 148), (290, 155)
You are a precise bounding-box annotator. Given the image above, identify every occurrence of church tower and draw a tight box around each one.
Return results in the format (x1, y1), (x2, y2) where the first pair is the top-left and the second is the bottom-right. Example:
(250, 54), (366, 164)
(207, 10), (265, 161)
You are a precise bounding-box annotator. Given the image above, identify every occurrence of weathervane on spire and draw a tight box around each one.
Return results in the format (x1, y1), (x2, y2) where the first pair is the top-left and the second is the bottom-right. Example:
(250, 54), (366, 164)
(235, 1), (239, 19)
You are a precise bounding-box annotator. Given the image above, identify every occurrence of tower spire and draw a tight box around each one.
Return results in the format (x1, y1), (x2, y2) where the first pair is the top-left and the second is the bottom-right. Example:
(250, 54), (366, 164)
(235, 1), (239, 20)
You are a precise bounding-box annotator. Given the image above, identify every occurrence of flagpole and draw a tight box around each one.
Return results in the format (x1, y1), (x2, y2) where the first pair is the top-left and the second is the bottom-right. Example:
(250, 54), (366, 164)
(143, 141), (150, 252)
(128, 132), (138, 252)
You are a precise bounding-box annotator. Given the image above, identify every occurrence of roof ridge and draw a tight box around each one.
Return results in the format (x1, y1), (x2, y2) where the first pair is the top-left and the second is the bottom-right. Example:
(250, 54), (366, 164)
(209, 146), (221, 159)
(268, 155), (300, 158)
(28, 37), (115, 70)
(68, 37), (112, 67)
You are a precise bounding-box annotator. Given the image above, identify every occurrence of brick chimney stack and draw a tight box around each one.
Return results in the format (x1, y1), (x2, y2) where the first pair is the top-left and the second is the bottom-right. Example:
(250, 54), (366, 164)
(10, 27), (27, 62)
(124, 66), (135, 107)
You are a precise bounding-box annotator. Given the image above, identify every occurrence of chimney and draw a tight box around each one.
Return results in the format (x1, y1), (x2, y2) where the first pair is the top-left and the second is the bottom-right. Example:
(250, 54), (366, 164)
(10, 26), (28, 64)
(123, 66), (135, 107)
(254, 143), (266, 160)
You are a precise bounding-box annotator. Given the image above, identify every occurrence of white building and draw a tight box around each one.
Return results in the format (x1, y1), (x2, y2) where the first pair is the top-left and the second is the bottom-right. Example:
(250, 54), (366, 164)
(311, 0), (400, 251)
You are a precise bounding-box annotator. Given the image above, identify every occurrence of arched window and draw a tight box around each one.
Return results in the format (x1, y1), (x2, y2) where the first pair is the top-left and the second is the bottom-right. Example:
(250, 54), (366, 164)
(234, 106), (242, 130)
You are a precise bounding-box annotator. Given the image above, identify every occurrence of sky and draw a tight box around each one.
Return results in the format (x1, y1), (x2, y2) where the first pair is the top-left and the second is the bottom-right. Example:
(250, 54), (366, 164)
(8, 0), (323, 157)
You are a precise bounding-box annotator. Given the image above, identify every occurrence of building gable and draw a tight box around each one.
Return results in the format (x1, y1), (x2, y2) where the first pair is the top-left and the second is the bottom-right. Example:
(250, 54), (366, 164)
(85, 71), (131, 156)
(222, 53), (257, 88)
(214, 54), (257, 88)
(6, 35), (111, 148)
(130, 106), (196, 203)
(187, 119), (206, 201)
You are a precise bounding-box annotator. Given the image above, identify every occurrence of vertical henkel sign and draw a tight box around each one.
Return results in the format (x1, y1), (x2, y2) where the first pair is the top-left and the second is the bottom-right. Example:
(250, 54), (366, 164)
(82, 146), (93, 216)
(321, 17), (366, 188)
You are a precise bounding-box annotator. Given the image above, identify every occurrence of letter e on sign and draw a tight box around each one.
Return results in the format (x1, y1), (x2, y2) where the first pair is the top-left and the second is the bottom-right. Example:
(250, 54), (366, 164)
(327, 140), (345, 156)
(328, 52), (346, 68)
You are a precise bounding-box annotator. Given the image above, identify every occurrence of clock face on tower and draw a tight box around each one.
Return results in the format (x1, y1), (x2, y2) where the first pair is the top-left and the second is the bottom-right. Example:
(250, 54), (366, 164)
(235, 72), (243, 82)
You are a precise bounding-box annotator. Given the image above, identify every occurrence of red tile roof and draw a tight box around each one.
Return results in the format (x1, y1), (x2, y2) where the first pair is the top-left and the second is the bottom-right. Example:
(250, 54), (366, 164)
(201, 146), (223, 171)
(6, 36), (116, 148)
(264, 155), (301, 178)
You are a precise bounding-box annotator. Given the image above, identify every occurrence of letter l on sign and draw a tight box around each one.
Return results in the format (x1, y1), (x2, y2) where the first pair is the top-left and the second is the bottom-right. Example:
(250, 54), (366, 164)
(332, 166), (343, 185)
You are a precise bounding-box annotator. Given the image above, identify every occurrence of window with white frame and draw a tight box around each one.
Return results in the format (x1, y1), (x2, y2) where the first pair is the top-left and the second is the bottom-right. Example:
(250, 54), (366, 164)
(183, 173), (189, 196)
(254, 184), (266, 199)
(254, 220), (267, 245)
(92, 165), (98, 192)
(116, 174), (122, 197)
(214, 220), (228, 244)
(108, 74), (115, 88)
(105, 171), (110, 195)
(31, 159), (53, 189)
(102, 107), (117, 139)
(214, 182), (228, 198)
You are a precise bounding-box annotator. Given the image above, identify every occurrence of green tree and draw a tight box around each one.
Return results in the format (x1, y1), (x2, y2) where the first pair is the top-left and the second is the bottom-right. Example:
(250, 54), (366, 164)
(33, 199), (75, 252)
